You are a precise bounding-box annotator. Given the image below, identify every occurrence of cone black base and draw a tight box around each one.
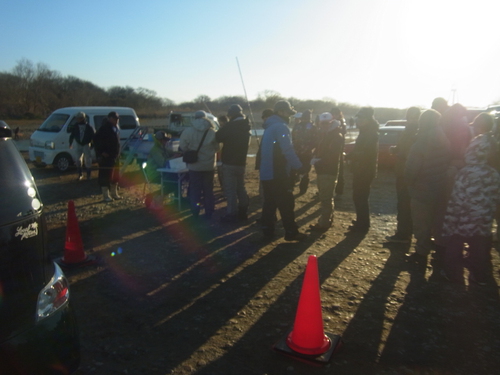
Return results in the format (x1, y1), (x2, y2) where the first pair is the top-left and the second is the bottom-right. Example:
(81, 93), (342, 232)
(55, 254), (98, 269)
(273, 328), (342, 365)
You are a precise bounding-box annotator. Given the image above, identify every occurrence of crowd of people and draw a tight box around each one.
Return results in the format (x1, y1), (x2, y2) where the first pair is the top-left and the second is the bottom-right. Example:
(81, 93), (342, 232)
(86, 98), (500, 287)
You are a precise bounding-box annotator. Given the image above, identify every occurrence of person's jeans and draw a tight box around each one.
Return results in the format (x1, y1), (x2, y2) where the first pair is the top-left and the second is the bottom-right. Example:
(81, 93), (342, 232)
(352, 173), (374, 228)
(261, 178), (297, 236)
(222, 164), (249, 216)
(189, 170), (215, 217)
(74, 143), (92, 169)
(317, 174), (337, 227)
(395, 176), (412, 238)
(410, 198), (437, 256)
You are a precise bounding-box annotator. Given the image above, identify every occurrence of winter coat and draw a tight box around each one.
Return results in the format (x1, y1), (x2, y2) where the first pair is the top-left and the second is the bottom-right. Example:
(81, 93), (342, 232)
(442, 133), (500, 237)
(94, 120), (120, 159)
(145, 139), (175, 182)
(314, 124), (344, 176)
(405, 123), (451, 203)
(69, 122), (95, 147)
(347, 120), (379, 178)
(215, 116), (251, 166)
(259, 115), (302, 181)
(393, 121), (418, 177)
(292, 120), (318, 156)
(179, 118), (219, 171)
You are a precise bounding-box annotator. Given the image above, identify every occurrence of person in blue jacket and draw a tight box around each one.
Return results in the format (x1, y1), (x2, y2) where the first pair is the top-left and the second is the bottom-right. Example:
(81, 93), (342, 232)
(259, 100), (307, 241)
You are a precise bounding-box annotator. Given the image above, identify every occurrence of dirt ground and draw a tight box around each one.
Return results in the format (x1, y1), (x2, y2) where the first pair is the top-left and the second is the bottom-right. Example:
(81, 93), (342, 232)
(22, 144), (500, 375)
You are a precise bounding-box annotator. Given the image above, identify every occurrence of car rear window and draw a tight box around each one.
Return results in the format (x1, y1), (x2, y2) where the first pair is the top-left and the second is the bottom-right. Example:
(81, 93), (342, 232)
(0, 140), (42, 226)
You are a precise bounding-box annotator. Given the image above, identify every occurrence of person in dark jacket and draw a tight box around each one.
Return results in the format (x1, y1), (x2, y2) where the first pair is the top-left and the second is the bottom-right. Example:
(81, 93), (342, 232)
(216, 104), (251, 222)
(259, 100), (307, 241)
(386, 106), (421, 243)
(291, 109), (317, 195)
(69, 111), (95, 180)
(309, 112), (344, 232)
(405, 109), (451, 263)
(94, 111), (121, 202)
(346, 107), (379, 231)
(331, 107), (347, 195)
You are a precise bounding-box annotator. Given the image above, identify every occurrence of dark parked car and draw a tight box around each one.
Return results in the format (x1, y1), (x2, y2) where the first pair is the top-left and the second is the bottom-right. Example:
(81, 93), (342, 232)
(344, 126), (405, 168)
(0, 123), (80, 374)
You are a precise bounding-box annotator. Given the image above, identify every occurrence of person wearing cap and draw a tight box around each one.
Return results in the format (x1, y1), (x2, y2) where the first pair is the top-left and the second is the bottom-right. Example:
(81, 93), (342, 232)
(259, 100), (307, 241)
(345, 107), (379, 232)
(69, 111), (95, 181)
(216, 104), (251, 222)
(291, 109), (317, 195)
(93, 111), (122, 202)
(309, 112), (344, 232)
(180, 110), (219, 218)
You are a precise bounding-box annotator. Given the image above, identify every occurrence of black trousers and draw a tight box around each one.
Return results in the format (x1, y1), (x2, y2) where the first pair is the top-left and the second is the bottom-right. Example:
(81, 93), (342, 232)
(395, 175), (412, 237)
(98, 156), (119, 188)
(261, 178), (298, 236)
(352, 173), (374, 228)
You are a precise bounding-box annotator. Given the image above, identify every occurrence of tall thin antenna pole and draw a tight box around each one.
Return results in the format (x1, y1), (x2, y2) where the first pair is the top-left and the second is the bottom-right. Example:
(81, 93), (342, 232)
(236, 57), (258, 141)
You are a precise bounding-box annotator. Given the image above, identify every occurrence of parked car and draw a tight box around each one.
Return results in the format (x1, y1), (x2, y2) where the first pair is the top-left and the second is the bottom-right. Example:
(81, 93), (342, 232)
(382, 120), (406, 127)
(0, 123), (80, 373)
(344, 126), (405, 168)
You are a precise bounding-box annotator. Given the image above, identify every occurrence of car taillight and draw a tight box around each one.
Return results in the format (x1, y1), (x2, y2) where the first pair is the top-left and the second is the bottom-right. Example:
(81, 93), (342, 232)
(36, 263), (70, 321)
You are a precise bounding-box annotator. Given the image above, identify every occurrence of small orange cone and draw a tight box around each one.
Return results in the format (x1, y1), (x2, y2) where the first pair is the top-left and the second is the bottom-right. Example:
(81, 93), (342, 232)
(56, 200), (96, 268)
(273, 255), (341, 365)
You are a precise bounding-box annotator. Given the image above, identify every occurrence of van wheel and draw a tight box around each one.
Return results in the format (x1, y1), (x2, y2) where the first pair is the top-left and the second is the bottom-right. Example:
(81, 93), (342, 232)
(53, 154), (73, 172)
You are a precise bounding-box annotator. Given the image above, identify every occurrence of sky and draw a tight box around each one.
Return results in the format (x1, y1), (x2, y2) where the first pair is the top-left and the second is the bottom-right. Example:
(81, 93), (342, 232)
(1, 0), (499, 109)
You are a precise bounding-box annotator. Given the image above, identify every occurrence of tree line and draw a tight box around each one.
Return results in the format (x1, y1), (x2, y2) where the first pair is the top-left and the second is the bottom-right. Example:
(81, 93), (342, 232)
(0, 59), (406, 123)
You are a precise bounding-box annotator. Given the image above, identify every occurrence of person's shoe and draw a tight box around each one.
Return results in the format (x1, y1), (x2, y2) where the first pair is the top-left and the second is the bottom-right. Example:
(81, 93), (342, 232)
(102, 187), (113, 202)
(110, 183), (123, 200)
(86, 170), (92, 180)
(76, 174), (83, 181)
(309, 224), (330, 233)
(386, 234), (411, 243)
(284, 231), (307, 241)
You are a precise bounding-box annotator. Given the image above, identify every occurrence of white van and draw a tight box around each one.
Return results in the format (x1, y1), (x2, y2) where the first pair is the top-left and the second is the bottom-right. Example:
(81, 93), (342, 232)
(29, 106), (140, 171)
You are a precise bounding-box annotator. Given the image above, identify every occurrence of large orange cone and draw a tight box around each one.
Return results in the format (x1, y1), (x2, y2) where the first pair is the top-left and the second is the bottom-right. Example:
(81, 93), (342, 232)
(273, 255), (341, 365)
(56, 200), (96, 268)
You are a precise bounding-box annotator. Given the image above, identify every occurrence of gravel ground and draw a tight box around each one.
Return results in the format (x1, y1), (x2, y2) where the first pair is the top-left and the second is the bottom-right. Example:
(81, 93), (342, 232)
(25, 151), (500, 375)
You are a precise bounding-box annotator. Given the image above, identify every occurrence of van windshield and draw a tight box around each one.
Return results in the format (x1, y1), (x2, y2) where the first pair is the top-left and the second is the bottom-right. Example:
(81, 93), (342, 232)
(38, 113), (70, 132)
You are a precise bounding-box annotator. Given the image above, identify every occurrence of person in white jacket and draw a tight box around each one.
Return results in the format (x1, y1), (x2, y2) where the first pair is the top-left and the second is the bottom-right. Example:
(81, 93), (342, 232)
(179, 111), (219, 218)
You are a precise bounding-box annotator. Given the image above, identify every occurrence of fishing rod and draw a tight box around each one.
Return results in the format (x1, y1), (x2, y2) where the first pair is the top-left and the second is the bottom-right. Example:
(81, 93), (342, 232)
(236, 57), (259, 144)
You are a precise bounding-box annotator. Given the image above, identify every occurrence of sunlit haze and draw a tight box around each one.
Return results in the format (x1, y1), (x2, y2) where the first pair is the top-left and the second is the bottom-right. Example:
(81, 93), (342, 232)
(1, 0), (498, 108)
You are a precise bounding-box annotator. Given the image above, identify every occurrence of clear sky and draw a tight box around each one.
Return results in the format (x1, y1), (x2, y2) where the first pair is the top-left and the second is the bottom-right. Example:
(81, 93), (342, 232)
(1, 0), (499, 109)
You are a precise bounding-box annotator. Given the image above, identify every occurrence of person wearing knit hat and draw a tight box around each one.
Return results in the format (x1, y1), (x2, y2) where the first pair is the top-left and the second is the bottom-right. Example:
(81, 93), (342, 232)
(69, 111), (95, 181)
(308, 112), (344, 232)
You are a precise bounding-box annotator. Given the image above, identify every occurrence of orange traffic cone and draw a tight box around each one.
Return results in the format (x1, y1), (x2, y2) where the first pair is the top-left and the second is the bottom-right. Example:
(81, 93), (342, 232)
(56, 200), (96, 268)
(273, 255), (342, 365)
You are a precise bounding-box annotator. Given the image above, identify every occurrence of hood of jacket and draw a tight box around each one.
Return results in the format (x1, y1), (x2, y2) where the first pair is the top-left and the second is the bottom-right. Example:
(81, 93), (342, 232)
(192, 117), (214, 131)
(228, 117), (251, 131)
